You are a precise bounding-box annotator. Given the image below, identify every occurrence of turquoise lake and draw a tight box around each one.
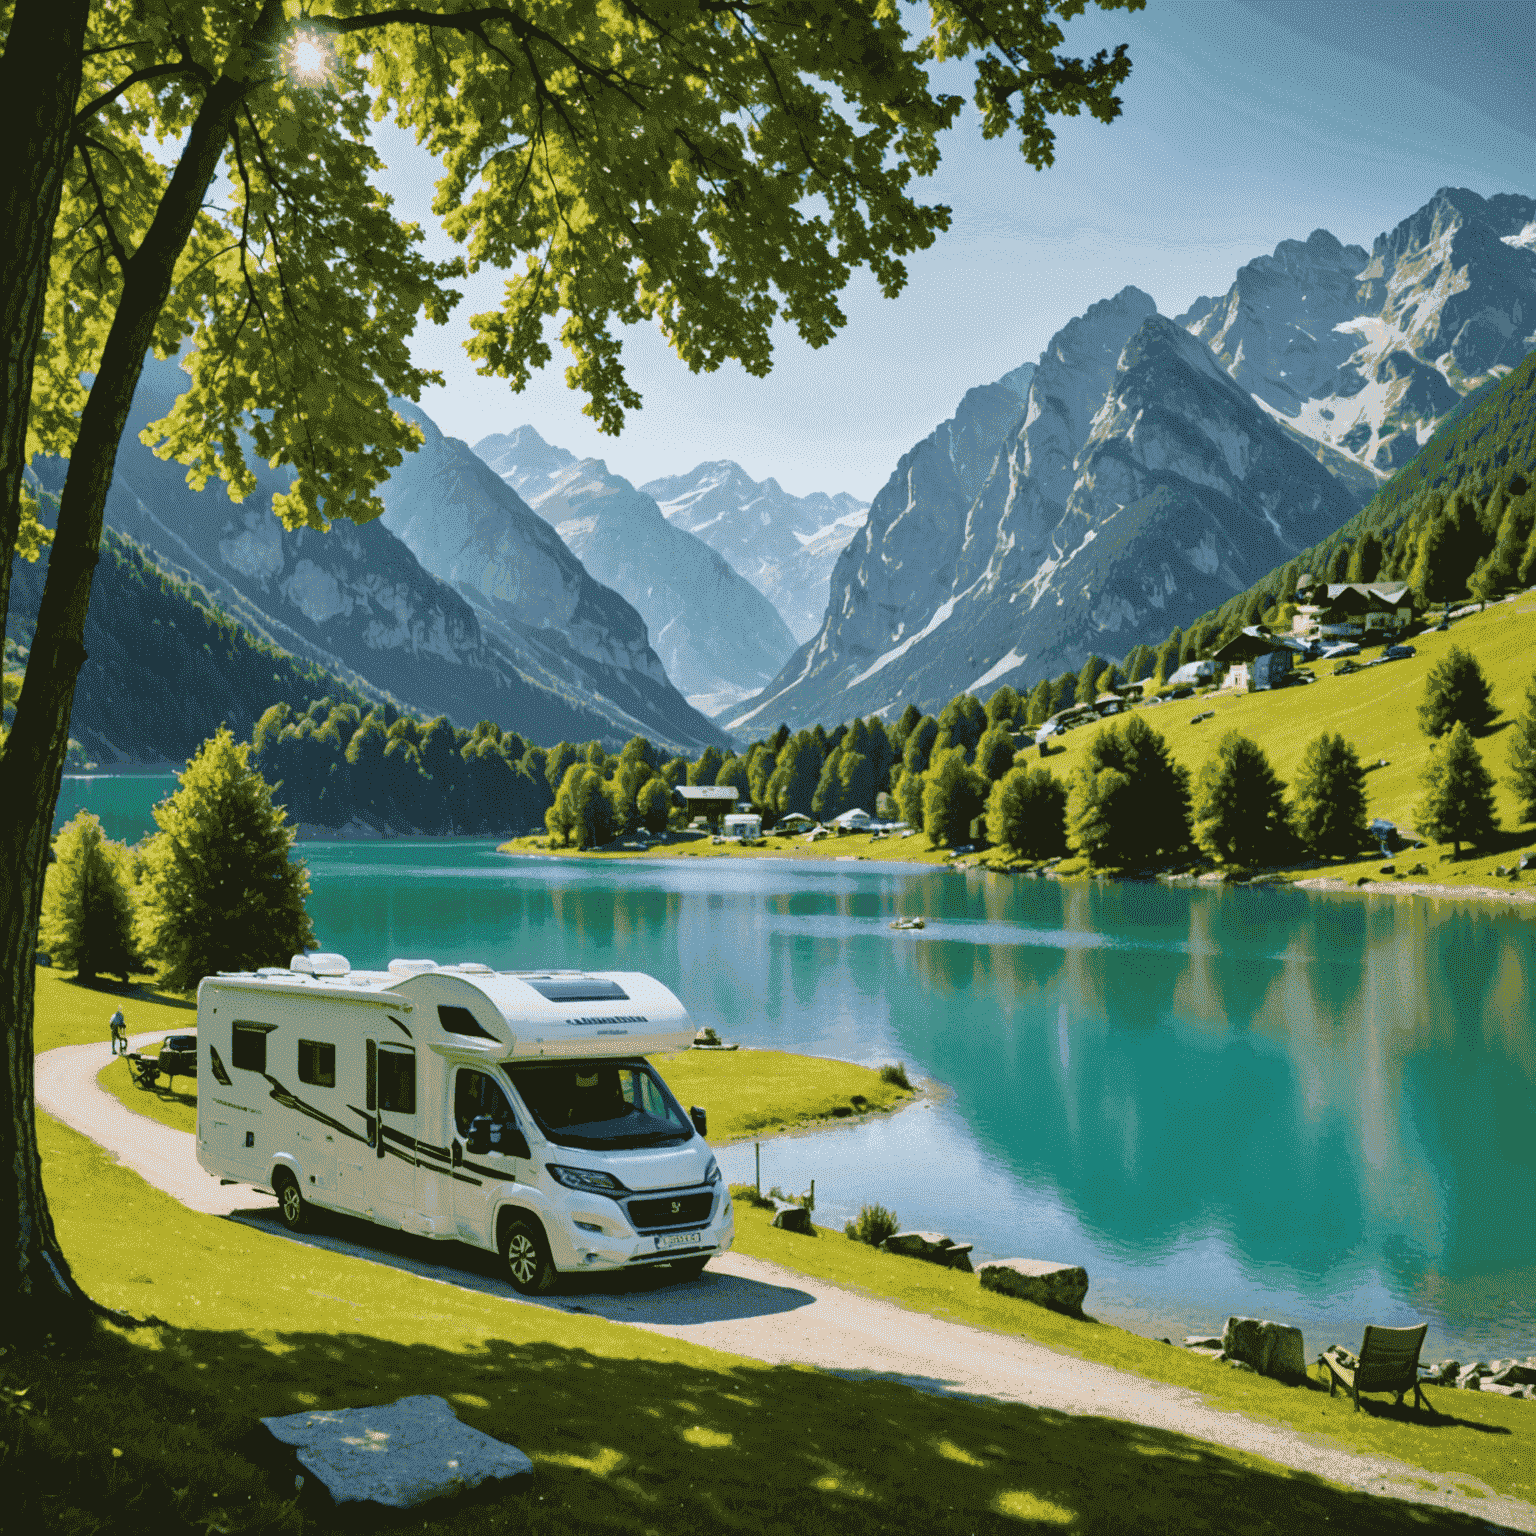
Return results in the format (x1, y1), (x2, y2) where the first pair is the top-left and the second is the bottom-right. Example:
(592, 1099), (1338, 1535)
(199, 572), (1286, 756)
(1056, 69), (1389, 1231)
(295, 839), (1534, 1365)
(52, 773), (1535, 1363)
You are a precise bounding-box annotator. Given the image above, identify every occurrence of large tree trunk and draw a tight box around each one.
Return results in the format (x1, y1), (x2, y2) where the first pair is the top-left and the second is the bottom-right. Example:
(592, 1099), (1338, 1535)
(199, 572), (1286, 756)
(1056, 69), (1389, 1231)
(0, 0), (284, 1349)
(0, 0), (97, 1350)
(0, 0), (89, 652)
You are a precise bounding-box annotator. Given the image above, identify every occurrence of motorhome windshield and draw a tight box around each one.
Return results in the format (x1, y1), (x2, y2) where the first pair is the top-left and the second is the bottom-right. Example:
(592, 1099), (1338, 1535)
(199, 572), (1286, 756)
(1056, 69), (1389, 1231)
(504, 1061), (693, 1150)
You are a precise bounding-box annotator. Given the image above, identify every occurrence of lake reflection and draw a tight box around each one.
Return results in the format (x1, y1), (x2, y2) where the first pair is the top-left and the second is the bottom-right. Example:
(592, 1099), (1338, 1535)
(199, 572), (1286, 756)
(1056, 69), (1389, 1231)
(297, 843), (1534, 1360)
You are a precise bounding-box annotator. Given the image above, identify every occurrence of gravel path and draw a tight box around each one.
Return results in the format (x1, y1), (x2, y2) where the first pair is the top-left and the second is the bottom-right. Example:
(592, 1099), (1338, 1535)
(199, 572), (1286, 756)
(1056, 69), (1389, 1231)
(38, 1036), (1535, 1533)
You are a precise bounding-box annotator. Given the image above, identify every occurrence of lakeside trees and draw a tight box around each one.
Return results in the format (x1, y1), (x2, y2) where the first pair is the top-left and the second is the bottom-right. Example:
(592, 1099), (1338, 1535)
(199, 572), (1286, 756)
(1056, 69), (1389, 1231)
(987, 766), (1068, 860)
(1291, 733), (1369, 858)
(1067, 716), (1191, 869)
(136, 730), (315, 991)
(1415, 723), (1499, 858)
(1193, 734), (1293, 869)
(1509, 672), (1536, 825)
(39, 813), (139, 983)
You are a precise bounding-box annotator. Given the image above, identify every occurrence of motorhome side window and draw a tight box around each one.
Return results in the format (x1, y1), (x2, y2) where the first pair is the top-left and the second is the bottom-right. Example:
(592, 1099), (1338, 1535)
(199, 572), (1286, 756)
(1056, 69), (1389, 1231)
(454, 1069), (516, 1137)
(298, 1039), (336, 1088)
(230, 1022), (273, 1073)
(378, 1048), (415, 1114)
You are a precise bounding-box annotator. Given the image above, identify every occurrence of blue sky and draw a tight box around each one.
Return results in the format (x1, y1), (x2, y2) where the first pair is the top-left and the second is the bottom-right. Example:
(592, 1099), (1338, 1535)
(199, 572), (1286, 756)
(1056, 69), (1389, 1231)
(381, 0), (1536, 501)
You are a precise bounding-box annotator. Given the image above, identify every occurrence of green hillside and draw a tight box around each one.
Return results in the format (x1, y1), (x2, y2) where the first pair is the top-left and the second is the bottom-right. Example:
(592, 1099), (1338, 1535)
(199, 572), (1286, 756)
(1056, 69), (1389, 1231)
(999, 599), (1536, 890)
(6, 525), (374, 764)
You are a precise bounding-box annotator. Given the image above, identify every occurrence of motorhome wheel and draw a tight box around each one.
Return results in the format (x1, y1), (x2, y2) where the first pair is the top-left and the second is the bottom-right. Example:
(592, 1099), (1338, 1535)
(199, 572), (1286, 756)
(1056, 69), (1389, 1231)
(273, 1170), (310, 1233)
(502, 1216), (557, 1295)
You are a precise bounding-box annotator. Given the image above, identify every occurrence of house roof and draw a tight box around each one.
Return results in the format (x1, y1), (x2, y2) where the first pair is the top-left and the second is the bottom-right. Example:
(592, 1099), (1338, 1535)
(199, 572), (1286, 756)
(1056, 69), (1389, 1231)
(674, 784), (738, 802)
(1212, 626), (1289, 663)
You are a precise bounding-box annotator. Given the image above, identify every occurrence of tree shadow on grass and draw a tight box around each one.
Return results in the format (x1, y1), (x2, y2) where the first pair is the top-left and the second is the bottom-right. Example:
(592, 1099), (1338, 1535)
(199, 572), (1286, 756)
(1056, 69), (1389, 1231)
(226, 1205), (818, 1327)
(53, 969), (195, 1010)
(13, 1318), (1529, 1536)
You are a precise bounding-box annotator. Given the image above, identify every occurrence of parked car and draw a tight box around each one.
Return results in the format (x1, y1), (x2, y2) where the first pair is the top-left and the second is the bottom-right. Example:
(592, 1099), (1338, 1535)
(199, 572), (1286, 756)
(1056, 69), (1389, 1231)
(157, 1033), (198, 1083)
(1332, 659), (1360, 676)
(1384, 644), (1416, 660)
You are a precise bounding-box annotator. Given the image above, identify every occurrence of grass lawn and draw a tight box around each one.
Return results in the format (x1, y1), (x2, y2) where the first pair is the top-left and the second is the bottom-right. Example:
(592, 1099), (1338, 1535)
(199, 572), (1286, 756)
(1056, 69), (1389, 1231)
(8, 1111), (1519, 1536)
(726, 1194), (1535, 1507)
(500, 599), (1536, 896)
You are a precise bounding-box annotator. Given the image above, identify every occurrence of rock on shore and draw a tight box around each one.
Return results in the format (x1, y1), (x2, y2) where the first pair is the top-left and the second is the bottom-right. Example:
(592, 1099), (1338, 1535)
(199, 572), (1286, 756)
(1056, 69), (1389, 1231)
(977, 1259), (1089, 1314)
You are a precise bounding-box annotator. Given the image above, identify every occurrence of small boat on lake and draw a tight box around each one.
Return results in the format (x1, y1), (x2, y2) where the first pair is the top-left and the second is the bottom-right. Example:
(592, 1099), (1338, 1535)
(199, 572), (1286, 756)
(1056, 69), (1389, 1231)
(889, 916), (926, 931)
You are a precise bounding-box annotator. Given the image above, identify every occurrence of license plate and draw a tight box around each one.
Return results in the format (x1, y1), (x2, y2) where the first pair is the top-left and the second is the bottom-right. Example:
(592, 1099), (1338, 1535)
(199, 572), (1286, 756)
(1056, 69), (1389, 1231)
(654, 1231), (703, 1252)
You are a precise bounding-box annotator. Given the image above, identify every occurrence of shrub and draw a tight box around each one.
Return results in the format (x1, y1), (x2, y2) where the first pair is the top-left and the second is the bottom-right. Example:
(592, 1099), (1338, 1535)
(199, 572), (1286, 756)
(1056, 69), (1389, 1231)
(844, 1203), (900, 1246)
(879, 1061), (911, 1090)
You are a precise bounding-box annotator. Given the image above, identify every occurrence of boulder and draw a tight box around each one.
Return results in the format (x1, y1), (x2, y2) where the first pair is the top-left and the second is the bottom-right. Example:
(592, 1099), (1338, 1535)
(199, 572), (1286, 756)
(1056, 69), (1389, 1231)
(1222, 1317), (1307, 1382)
(879, 1231), (975, 1272)
(977, 1259), (1089, 1315)
(261, 1395), (532, 1509)
(771, 1204), (813, 1234)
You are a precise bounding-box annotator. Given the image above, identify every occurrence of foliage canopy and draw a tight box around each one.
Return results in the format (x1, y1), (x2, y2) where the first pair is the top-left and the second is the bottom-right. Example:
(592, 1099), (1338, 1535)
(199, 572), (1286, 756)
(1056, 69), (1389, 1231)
(39, 812), (140, 982)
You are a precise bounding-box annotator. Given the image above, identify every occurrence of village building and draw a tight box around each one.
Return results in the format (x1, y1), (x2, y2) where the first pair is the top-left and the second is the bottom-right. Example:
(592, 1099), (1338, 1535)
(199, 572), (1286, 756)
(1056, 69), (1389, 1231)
(1292, 581), (1415, 642)
(1212, 627), (1296, 692)
(673, 783), (738, 830)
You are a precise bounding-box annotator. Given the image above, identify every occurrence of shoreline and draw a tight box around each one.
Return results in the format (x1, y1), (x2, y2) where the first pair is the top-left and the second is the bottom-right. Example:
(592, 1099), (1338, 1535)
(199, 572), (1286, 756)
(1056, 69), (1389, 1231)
(489, 833), (1536, 910)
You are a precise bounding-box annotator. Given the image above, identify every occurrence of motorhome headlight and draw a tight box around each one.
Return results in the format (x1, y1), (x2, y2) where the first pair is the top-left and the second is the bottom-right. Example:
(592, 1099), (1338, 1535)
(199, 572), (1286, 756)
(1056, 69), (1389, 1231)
(547, 1164), (628, 1196)
(703, 1157), (721, 1186)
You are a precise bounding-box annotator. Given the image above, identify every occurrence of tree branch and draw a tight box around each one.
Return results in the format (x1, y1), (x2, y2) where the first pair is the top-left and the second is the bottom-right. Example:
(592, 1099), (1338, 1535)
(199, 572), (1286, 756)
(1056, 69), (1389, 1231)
(74, 58), (210, 128)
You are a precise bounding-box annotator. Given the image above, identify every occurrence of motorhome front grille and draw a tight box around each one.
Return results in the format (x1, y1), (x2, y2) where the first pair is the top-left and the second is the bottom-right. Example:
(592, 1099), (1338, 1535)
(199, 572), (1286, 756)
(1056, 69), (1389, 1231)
(626, 1191), (714, 1231)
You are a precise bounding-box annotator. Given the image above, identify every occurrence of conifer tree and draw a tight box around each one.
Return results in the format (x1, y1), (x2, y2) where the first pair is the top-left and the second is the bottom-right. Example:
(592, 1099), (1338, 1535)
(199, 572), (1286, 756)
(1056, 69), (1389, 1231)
(974, 726), (1017, 783)
(1508, 671), (1536, 826)
(1416, 722), (1499, 857)
(985, 685), (1021, 727)
(39, 813), (140, 983)
(1192, 733), (1293, 868)
(1418, 646), (1497, 738)
(137, 729), (315, 991)
(1025, 679), (1054, 728)
(1291, 732), (1368, 857)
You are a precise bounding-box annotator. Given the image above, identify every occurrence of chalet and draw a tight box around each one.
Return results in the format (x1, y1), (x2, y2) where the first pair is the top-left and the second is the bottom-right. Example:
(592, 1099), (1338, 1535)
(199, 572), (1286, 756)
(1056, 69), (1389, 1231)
(830, 807), (873, 831)
(1292, 582), (1415, 642)
(1166, 658), (1216, 689)
(673, 783), (738, 830)
(1212, 627), (1295, 692)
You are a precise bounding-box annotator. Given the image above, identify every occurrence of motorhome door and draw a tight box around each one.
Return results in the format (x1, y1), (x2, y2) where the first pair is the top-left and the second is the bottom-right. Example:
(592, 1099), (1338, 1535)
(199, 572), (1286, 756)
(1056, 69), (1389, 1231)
(450, 1066), (531, 1243)
(367, 1042), (419, 1226)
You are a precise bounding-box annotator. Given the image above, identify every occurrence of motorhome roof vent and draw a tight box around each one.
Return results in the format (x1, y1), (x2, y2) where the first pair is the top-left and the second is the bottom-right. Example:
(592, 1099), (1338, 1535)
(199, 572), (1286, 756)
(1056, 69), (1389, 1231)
(442, 962), (494, 974)
(388, 958), (438, 978)
(291, 953), (350, 976)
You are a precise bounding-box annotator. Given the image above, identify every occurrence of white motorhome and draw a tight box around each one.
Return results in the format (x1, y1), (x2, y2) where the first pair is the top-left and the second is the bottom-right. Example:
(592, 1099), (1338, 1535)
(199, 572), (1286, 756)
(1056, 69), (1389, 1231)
(195, 954), (733, 1293)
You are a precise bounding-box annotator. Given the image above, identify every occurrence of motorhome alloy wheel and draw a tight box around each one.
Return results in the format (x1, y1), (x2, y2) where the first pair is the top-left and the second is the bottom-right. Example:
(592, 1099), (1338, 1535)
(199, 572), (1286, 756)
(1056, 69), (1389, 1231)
(274, 1170), (309, 1233)
(502, 1216), (557, 1295)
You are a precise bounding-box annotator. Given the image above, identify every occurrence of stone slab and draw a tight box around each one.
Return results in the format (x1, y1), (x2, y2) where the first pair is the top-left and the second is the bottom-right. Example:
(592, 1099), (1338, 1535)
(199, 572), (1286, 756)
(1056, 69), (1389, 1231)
(771, 1204), (813, 1233)
(977, 1259), (1089, 1314)
(880, 1231), (975, 1271)
(262, 1395), (533, 1508)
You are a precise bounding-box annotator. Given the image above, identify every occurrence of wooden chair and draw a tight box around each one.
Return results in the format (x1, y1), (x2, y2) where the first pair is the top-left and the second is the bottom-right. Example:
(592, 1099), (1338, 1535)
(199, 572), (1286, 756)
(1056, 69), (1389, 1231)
(1320, 1324), (1432, 1412)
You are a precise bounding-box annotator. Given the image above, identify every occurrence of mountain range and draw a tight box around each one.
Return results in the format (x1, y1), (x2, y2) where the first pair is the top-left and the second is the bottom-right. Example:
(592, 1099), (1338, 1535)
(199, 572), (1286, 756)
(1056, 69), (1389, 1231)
(472, 427), (799, 718)
(23, 357), (732, 756)
(729, 187), (1536, 732)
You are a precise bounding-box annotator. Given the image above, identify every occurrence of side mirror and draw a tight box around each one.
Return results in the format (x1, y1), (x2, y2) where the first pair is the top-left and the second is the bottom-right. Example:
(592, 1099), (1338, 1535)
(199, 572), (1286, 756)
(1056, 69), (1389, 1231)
(467, 1115), (492, 1155)
(689, 1105), (708, 1137)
